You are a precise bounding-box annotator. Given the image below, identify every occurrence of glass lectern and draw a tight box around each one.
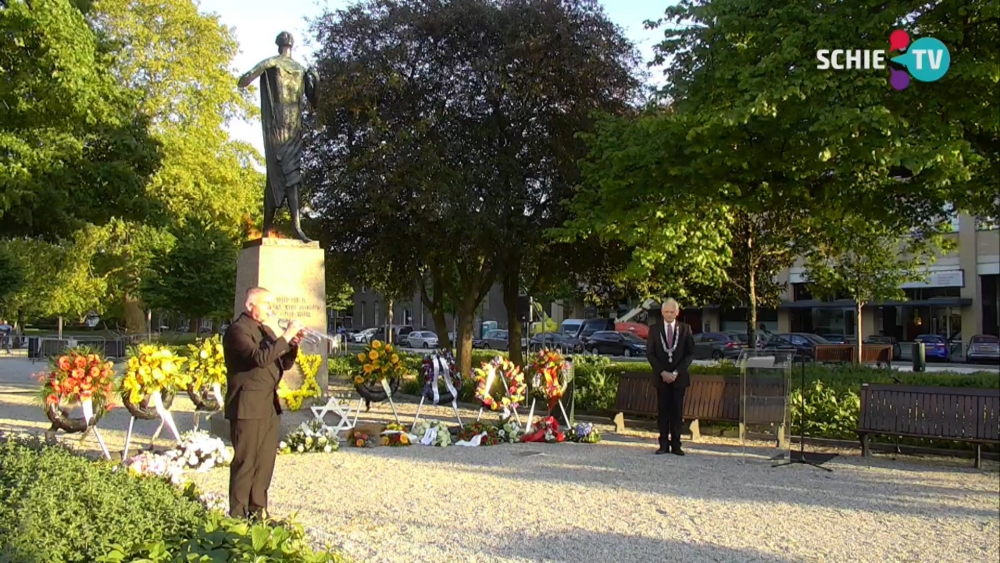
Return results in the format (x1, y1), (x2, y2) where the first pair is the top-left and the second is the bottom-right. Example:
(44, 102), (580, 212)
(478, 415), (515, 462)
(737, 348), (794, 462)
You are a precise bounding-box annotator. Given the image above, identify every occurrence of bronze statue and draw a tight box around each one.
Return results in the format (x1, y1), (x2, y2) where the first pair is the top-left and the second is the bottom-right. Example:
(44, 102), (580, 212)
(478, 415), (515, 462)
(238, 31), (318, 242)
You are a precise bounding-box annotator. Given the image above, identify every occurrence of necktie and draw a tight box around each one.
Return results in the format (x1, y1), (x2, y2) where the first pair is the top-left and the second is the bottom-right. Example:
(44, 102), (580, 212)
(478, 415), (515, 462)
(667, 323), (674, 348)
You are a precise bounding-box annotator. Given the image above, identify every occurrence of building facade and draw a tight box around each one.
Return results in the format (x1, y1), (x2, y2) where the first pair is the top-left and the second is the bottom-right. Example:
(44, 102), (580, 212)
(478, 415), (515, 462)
(693, 214), (999, 347)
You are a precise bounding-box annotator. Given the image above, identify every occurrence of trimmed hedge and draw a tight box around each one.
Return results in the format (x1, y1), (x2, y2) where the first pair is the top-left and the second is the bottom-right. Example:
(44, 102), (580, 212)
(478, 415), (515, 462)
(0, 434), (348, 563)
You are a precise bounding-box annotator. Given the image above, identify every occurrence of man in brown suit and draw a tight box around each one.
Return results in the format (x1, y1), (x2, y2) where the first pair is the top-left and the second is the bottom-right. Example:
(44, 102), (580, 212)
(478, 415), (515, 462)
(223, 287), (303, 520)
(646, 298), (696, 455)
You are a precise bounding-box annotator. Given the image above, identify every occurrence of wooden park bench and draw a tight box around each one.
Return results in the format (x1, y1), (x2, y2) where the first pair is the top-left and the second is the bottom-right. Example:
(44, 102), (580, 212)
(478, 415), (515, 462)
(613, 372), (789, 447)
(814, 344), (893, 367)
(858, 384), (1000, 468)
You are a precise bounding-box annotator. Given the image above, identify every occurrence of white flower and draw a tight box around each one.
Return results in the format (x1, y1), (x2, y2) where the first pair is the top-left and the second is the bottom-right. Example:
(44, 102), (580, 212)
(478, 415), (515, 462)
(297, 444), (304, 452)
(323, 445), (332, 453)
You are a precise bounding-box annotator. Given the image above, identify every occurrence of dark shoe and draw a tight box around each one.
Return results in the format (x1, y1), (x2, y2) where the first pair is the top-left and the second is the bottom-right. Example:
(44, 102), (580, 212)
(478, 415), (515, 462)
(655, 448), (670, 455)
(671, 447), (685, 456)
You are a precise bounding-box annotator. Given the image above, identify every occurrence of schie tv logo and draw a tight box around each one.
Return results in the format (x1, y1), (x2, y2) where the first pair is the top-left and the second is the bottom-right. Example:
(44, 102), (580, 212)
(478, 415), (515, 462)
(816, 30), (951, 90)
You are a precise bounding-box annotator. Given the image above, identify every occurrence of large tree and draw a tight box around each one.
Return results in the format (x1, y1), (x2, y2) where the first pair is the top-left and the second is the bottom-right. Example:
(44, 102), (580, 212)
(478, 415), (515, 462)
(83, 0), (264, 331)
(309, 0), (640, 372)
(0, 0), (161, 239)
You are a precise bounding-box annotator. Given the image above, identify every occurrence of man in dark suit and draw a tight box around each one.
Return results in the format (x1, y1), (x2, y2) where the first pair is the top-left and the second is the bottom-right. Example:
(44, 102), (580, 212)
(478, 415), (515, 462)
(223, 287), (304, 520)
(646, 298), (696, 455)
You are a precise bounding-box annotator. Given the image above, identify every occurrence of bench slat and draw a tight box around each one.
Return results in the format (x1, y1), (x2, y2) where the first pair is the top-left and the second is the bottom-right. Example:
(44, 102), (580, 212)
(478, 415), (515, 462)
(858, 384), (1000, 443)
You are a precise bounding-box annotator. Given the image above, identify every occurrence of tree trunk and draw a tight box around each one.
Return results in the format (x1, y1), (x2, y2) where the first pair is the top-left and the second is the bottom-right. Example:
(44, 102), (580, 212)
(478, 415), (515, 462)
(188, 317), (199, 333)
(746, 266), (758, 349)
(58, 316), (63, 340)
(419, 272), (452, 349)
(502, 268), (523, 366)
(856, 302), (864, 364)
(455, 304), (476, 378)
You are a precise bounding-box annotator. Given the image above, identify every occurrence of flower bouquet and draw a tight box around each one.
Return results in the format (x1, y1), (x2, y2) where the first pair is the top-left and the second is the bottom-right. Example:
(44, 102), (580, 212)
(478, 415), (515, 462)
(163, 430), (232, 471)
(566, 422), (601, 444)
(473, 357), (526, 416)
(35, 348), (117, 433)
(521, 416), (564, 443)
(527, 348), (570, 410)
(410, 420), (452, 447)
(184, 335), (226, 411)
(421, 351), (462, 404)
(381, 422), (411, 447)
(349, 429), (376, 448)
(124, 450), (184, 485)
(121, 344), (189, 420)
(279, 420), (339, 454)
(351, 340), (406, 403)
(498, 418), (523, 444)
(455, 421), (501, 446)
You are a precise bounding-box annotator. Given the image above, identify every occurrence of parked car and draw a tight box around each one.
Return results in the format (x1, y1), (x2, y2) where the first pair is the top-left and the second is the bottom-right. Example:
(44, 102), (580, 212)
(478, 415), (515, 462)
(352, 328), (377, 343)
(762, 332), (831, 361)
(585, 331), (647, 357)
(528, 332), (583, 353)
(914, 334), (949, 361)
(692, 332), (744, 360)
(480, 329), (528, 351)
(966, 334), (1000, 364)
(369, 325), (414, 344)
(404, 331), (439, 349)
(574, 318), (616, 341)
(863, 335), (902, 360)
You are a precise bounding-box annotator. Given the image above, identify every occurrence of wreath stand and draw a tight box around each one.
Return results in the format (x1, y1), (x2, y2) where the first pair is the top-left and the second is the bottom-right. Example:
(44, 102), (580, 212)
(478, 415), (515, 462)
(413, 354), (463, 427)
(45, 399), (112, 460)
(475, 368), (522, 425)
(310, 395), (357, 440)
(188, 383), (224, 431)
(121, 390), (182, 462)
(524, 397), (572, 434)
(352, 378), (401, 427)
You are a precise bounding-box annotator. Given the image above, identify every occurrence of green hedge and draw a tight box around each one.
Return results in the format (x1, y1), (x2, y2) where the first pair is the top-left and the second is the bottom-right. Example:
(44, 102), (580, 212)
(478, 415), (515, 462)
(0, 434), (347, 563)
(330, 351), (999, 443)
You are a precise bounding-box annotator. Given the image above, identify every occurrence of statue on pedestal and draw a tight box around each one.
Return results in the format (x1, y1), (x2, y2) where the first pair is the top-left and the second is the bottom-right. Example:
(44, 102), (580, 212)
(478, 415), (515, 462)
(238, 31), (318, 243)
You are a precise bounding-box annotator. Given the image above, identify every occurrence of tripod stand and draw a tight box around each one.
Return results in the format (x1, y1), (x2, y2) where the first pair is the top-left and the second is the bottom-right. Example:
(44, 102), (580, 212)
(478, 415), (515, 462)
(773, 357), (836, 471)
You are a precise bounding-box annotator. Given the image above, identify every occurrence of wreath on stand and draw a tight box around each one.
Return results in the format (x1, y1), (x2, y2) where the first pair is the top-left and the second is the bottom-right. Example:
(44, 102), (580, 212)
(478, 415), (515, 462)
(351, 340), (405, 403)
(184, 335), (226, 411)
(527, 348), (571, 411)
(35, 348), (118, 433)
(473, 357), (525, 414)
(421, 351), (462, 404)
(121, 344), (189, 420)
(277, 353), (323, 411)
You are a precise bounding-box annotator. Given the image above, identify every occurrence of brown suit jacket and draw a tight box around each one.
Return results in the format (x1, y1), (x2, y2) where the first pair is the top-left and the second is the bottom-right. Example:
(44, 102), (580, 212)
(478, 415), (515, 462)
(222, 313), (298, 420)
(645, 320), (696, 388)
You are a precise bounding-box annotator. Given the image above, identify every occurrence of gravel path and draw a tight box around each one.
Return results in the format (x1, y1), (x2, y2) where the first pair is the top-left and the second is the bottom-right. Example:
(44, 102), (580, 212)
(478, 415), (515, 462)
(1, 357), (998, 563)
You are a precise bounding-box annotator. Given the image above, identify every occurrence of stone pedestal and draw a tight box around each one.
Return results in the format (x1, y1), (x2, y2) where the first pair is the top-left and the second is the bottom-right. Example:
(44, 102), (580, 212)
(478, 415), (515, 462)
(232, 237), (328, 407)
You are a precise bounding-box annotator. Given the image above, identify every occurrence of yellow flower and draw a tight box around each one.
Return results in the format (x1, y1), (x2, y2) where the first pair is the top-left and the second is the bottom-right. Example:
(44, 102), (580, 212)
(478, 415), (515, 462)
(372, 340), (383, 349)
(363, 364), (373, 374)
(400, 434), (409, 445)
(353, 375), (364, 385)
(385, 344), (393, 352)
(390, 354), (399, 364)
(357, 353), (366, 363)
(369, 350), (379, 361)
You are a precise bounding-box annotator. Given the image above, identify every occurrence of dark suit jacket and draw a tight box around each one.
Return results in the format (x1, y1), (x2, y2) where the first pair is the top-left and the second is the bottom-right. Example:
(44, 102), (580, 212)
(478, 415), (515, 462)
(645, 320), (696, 388)
(223, 313), (298, 420)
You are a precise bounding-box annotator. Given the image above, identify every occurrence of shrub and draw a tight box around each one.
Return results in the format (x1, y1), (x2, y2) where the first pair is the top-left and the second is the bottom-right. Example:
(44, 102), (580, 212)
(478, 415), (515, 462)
(0, 434), (204, 562)
(0, 433), (348, 563)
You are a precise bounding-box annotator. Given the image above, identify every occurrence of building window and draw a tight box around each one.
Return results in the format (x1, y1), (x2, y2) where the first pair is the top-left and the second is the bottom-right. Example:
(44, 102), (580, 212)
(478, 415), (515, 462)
(360, 302), (366, 326)
(403, 308), (412, 325)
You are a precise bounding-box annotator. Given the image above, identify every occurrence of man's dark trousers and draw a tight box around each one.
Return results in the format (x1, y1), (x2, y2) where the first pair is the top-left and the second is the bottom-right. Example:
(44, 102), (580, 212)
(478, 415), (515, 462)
(657, 383), (686, 450)
(229, 413), (280, 519)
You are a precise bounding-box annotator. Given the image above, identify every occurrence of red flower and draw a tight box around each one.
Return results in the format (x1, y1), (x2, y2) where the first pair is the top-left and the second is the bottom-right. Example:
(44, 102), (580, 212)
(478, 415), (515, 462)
(74, 356), (87, 369)
(57, 356), (71, 371)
